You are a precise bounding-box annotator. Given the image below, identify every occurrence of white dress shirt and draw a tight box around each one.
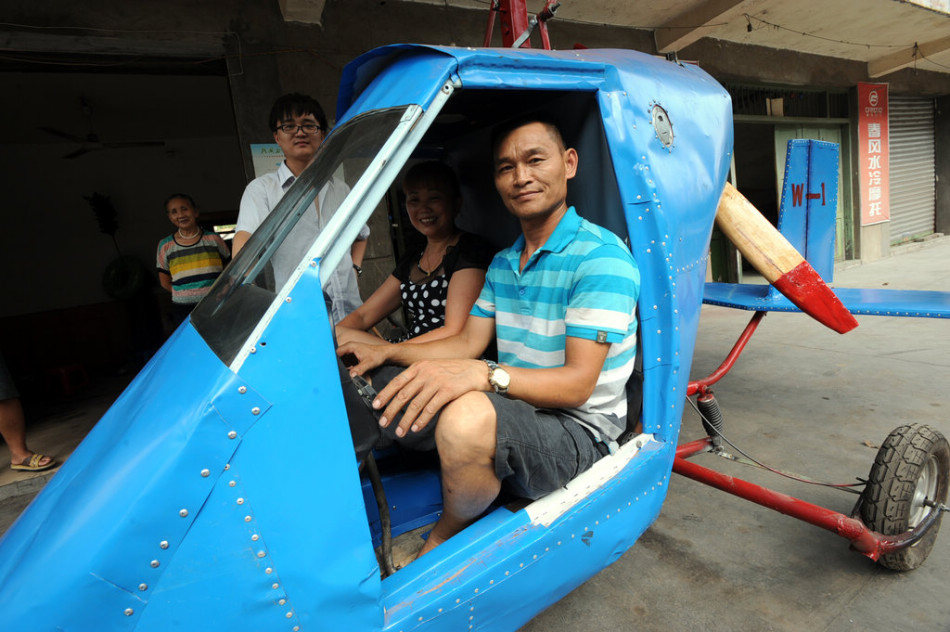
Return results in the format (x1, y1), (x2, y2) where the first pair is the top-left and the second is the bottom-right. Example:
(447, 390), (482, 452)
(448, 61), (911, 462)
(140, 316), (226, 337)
(237, 161), (370, 323)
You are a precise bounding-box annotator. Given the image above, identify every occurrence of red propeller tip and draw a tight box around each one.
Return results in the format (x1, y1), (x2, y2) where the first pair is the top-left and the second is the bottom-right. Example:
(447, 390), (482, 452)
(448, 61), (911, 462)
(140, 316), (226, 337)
(772, 261), (859, 334)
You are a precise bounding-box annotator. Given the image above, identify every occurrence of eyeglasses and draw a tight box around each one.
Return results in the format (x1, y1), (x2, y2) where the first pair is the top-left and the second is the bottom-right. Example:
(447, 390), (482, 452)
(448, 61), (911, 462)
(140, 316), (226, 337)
(275, 123), (322, 135)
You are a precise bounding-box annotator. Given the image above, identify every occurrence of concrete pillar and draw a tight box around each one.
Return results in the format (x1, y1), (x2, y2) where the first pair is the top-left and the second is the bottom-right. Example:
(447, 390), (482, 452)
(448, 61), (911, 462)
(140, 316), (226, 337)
(859, 223), (890, 261)
(224, 36), (284, 181)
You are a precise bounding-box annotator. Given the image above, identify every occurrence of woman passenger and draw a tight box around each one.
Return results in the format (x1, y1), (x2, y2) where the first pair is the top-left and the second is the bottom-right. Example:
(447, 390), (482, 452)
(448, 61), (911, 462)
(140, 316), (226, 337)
(335, 161), (493, 345)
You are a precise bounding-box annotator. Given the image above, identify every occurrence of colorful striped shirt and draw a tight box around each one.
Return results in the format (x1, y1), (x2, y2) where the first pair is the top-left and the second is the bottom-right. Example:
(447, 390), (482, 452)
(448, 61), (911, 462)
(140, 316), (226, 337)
(471, 206), (640, 442)
(156, 232), (230, 304)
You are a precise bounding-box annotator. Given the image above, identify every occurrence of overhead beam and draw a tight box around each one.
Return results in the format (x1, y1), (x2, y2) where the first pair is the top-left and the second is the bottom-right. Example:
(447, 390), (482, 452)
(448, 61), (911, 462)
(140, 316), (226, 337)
(0, 31), (223, 58)
(868, 35), (950, 77)
(278, 0), (328, 25)
(654, 0), (752, 53)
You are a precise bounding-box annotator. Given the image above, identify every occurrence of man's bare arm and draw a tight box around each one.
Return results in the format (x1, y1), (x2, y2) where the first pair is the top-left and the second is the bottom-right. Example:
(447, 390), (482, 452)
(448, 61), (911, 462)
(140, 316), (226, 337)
(374, 335), (610, 438)
(502, 336), (608, 409)
(350, 238), (368, 267)
(232, 230), (251, 256)
(337, 314), (495, 376)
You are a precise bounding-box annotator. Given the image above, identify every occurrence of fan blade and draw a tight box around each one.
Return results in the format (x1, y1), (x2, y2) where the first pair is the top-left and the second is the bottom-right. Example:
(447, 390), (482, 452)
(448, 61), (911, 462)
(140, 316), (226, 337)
(716, 182), (859, 334)
(101, 141), (166, 149)
(38, 126), (86, 143)
(62, 146), (108, 159)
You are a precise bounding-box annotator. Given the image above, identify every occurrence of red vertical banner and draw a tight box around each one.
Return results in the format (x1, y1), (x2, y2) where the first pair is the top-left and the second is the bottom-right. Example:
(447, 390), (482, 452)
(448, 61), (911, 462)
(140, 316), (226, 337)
(857, 83), (890, 226)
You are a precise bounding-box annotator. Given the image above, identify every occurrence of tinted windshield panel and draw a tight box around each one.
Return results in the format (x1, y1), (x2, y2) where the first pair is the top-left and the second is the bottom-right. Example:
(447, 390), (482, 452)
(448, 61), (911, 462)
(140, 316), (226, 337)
(191, 107), (409, 365)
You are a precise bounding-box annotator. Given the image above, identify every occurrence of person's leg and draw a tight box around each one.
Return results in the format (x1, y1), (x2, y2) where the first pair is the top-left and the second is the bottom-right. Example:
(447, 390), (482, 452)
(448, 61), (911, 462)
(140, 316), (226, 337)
(0, 354), (51, 468)
(0, 397), (50, 468)
(418, 391), (500, 557)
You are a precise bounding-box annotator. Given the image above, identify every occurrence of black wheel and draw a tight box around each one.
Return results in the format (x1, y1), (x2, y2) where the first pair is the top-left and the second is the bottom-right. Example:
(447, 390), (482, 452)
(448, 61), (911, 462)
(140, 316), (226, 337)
(860, 423), (949, 571)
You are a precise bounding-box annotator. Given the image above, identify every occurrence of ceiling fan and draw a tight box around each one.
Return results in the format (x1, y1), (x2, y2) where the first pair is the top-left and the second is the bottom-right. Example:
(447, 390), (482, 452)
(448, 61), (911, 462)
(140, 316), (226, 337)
(38, 96), (165, 159)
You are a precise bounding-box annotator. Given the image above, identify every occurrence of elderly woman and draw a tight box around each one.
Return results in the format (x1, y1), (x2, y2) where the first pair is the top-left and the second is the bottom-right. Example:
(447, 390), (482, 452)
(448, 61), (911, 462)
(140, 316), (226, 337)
(156, 193), (230, 325)
(335, 161), (493, 345)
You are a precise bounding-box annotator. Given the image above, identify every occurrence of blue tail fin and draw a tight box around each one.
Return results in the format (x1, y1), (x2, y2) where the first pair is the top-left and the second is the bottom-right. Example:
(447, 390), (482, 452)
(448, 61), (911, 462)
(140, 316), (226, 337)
(776, 139), (839, 283)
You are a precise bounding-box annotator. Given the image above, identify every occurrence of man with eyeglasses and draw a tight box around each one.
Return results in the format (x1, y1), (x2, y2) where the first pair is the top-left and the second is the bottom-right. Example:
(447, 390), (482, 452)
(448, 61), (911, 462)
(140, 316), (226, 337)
(233, 92), (370, 322)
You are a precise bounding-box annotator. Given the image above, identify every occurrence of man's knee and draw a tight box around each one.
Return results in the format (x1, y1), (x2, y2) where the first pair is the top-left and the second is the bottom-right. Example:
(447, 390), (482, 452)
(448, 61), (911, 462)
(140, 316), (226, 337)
(436, 392), (496, 464)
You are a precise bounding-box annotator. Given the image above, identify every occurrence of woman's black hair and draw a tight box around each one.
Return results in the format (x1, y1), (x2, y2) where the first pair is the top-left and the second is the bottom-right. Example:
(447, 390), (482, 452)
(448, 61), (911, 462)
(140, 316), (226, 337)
(164, 193), (197, 212)
(403, 161), (461, 200)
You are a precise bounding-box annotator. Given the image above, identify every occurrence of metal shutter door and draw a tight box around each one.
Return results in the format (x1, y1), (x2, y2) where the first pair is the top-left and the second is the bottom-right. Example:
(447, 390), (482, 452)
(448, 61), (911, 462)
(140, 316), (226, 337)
(889, 95), (936, 243)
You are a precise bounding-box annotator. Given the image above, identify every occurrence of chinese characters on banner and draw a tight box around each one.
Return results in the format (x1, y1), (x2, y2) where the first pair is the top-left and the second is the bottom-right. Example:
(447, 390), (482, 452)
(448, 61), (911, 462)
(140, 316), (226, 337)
(857, 83), (889, 225)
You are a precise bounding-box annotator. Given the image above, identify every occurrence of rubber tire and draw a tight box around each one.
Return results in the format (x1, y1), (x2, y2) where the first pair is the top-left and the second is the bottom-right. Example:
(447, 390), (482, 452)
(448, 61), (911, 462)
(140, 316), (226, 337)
(860, 423), (949, 571)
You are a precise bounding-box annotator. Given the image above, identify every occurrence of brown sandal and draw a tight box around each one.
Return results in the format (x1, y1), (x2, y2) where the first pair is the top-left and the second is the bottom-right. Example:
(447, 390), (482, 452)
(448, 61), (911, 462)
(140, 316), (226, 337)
(10, 453), (56, 472)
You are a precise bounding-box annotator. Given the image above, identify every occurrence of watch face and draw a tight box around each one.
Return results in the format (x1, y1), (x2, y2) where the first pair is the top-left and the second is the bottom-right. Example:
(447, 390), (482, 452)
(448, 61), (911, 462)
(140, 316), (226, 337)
(494, 368), (511, 389)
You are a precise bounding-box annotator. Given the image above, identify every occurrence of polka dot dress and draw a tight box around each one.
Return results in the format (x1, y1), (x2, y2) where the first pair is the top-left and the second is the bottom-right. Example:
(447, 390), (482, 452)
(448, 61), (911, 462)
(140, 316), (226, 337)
(389, 232), (494, 343)
(398, 273), (449, 340)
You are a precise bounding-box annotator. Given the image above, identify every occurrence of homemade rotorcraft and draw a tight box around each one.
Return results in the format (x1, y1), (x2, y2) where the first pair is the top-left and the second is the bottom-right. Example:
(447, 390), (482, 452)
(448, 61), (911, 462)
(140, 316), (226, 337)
(0, 2), (947, 630)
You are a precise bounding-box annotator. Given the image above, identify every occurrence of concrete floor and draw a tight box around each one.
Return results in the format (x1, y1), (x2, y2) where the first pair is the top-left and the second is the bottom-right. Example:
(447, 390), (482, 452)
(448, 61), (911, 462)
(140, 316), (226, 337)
(525, 238), (950, 632)
(1, 238), (948, 631)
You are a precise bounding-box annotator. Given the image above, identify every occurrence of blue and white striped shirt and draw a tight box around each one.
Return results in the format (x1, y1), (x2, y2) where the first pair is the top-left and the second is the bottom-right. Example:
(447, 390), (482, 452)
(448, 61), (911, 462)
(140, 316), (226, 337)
(471, 207), (640, 441)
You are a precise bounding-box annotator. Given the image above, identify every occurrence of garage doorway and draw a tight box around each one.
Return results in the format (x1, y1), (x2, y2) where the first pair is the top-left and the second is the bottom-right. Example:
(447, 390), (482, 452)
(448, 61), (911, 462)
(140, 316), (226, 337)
(0, 70), (244, 403)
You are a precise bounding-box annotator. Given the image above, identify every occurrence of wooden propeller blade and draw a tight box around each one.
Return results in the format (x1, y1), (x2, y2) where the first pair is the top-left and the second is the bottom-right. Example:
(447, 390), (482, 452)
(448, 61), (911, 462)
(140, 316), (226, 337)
(715, 182), (858, 334)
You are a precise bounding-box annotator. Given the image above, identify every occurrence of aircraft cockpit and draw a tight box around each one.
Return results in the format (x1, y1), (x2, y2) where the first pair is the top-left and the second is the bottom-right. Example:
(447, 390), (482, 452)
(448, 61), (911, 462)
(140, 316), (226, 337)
(191, 80), (644, 576)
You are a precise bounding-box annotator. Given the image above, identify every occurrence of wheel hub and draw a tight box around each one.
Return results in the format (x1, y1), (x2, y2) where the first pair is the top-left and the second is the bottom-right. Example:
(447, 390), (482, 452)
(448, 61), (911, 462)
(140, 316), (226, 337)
(910, 456), (939, 527)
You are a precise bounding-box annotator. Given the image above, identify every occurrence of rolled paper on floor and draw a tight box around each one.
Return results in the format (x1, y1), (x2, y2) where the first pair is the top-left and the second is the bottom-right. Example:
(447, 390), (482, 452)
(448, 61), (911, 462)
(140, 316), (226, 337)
(715, 182), (859, 334)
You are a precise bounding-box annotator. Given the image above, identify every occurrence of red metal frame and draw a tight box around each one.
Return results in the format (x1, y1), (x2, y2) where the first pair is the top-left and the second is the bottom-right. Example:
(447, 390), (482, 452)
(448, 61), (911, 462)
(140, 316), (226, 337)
(673, 439), (933, 559)
(677, 318), (932, 558)
(687, 310), (765, 396)
(483, 0), (559, 49)
(536, 1), (559, 50)
(483, 0), (499, 48)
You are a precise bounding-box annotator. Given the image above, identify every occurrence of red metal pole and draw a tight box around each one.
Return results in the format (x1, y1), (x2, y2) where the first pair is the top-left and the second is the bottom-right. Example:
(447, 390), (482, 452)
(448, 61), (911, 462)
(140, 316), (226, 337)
(536, 0), (559, 50)
(675, 437), (714, 459)
(483, 0), (499, 47)
(538, 20), (551, 50)
(671, 454), (925, 560)
(687, 311), (766, 396)
(498, 0), (531, 48)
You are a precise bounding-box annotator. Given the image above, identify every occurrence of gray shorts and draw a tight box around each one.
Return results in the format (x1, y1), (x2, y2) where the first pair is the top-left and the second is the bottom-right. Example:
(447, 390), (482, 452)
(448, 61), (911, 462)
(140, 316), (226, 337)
(371, 366), (604, 500)
(0, 353), (19, 401)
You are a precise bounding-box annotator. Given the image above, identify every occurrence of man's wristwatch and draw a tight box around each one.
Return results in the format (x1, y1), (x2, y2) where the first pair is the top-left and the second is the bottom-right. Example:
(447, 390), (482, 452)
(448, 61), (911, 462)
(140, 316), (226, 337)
(484, 359), (511, 396)
(353, 263), (363, 277)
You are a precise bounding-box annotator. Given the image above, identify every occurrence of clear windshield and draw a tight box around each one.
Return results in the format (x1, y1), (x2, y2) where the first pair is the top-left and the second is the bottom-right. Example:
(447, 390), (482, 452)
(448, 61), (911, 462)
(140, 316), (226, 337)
(191, 107), (410, 365)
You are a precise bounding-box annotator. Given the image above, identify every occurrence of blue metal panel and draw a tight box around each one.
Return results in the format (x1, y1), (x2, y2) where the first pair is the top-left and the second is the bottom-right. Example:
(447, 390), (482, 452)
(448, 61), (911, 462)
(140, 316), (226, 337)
(804, 140), (839, 281)
(380, 440), (672, 631)
(704, 282), (950, 318)
(337, 45), (607, 123)
(362, 469), (443, 548)
(336, 47), (458, 126)
(0, 324), (243, 629)
(592, 55), (733, 442)
(776, 139), (839, 284)
(137, 457), (301, 630)
(224, 264), (382, 631)
(777, 139), (810, 256)
(0, 265), (382, 630)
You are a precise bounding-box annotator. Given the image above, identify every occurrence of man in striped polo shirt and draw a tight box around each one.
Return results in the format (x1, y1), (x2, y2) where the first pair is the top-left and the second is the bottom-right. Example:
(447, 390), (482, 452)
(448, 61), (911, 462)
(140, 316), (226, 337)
(339, 117), (639, 558)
